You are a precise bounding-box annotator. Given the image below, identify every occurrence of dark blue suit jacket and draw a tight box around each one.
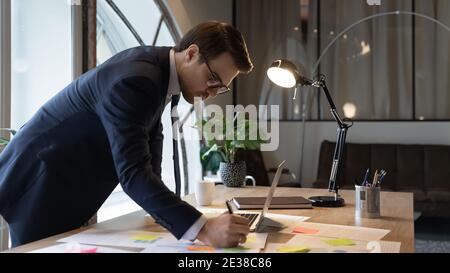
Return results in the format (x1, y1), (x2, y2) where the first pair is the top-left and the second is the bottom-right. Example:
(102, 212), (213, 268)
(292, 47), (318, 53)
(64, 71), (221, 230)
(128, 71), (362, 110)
(0, 46), (201, 246)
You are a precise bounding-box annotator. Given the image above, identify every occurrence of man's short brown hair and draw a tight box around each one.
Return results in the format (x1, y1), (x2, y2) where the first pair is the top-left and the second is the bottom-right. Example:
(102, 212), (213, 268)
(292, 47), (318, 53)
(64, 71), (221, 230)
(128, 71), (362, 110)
(174, 21), (253, 74)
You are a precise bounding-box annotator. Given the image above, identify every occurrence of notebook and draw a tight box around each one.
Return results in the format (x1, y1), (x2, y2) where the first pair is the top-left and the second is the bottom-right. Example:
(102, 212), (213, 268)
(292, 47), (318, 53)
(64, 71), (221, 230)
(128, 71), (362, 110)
(232, 196), (312, 209)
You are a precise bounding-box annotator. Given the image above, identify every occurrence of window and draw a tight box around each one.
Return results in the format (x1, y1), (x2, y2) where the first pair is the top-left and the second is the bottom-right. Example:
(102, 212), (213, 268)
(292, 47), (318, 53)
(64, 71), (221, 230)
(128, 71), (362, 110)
(96, 0), (202, 222)
(236, 0), (450, 121)
(0, 0), (73, 251)
(1, 0), (11, 252)
(11, 0), (72, 129)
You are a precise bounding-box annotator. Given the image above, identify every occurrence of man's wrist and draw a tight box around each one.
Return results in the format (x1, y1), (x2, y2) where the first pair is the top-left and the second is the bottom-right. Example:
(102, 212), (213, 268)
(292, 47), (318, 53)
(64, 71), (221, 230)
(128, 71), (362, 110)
(196, 219), (209, 243)
(181, 215), (207, 241)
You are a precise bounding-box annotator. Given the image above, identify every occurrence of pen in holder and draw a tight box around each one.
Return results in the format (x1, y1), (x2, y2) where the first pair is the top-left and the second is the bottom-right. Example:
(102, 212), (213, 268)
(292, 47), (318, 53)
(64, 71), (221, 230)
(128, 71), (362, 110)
(355, 185), (381, 219)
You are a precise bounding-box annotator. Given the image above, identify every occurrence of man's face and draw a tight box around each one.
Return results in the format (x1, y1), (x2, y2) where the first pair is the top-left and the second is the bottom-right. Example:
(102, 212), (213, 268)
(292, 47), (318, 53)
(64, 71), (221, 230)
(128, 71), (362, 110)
(179, 45), (239, 104)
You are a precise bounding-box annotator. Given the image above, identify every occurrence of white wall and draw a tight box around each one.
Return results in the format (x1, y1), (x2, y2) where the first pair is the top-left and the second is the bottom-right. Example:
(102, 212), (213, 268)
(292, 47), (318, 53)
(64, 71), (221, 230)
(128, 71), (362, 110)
(262, 121), (450, 188)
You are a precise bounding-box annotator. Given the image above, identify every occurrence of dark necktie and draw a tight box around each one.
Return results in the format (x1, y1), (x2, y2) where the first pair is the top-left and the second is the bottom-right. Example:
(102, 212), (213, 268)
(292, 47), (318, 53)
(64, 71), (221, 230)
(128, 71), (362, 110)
(171, 94), (181, 197)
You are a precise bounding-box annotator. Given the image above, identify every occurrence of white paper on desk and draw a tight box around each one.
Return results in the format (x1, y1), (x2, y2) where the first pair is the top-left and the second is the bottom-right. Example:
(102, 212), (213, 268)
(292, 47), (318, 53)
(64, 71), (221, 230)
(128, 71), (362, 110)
(141, 230), (268, 253)
(265, 234), (400, 253)
(196, 207), (310, 225)
(264, 213), (310, 229)
(196, 207), (227, 216)
(143, 232), (268, 253)
(28, 243), (135, 253)
(57, 229), (175, 249)
(290, 222), (390, 241)
(265, 243), (370, 253)
(142, 240), (261, 253)
(377, 240), (401, 253)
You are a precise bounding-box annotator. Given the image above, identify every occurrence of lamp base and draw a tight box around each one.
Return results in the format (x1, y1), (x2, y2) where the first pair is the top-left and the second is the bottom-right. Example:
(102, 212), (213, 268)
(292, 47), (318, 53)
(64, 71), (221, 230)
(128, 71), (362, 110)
(308, 196), (345, 207)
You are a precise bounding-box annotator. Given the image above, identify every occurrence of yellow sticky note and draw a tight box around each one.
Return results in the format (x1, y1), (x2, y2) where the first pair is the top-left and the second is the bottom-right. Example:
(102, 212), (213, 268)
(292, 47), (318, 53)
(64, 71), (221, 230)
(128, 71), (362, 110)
(245, 235), (257, 243)
(324, 238), (355, 247)
(277, 246), (310, 253)
(132, 234), (160, 242)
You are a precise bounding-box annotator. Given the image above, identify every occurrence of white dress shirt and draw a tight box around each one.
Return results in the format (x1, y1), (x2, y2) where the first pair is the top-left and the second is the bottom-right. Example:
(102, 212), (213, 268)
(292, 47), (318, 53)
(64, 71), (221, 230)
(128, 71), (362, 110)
(167, 49), (208, 241)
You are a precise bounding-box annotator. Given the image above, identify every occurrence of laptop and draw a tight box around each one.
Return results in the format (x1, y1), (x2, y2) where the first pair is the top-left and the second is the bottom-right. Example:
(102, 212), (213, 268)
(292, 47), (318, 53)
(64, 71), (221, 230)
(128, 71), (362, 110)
(227, 160), (287, 232)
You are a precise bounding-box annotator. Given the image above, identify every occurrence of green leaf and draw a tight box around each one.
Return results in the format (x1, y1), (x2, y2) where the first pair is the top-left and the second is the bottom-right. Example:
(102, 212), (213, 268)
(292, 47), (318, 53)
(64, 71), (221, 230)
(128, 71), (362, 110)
(194, 119), (207, 129)
(200, 145), (226, 173)
(201, 144), (219, 160)
(0, 138), (9, 146)
(197, 115), (271, 164)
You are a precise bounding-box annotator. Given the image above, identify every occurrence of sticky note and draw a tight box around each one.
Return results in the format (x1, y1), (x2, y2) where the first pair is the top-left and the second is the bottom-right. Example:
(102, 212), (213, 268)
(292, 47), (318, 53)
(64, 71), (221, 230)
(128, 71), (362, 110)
(186, 245), (216, 252)
(324, 238), (355, 247)
(277, 246), (310, 253)
(245, 235), (257, 243)
(132, 234), (160, 242)
(80, 247), (98, 254)
(223, 246), (251, 252)
(292, 227), (320, 235)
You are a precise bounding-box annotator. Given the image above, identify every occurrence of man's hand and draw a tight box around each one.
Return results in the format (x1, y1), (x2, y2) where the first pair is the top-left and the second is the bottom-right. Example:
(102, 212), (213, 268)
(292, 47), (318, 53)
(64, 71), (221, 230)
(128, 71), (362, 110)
(196, 212), (250, 248)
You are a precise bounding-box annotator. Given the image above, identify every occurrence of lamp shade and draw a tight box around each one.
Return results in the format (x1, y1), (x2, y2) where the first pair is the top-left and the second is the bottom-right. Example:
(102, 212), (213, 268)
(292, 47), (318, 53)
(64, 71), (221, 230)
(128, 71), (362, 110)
(266, 59), (300, 88)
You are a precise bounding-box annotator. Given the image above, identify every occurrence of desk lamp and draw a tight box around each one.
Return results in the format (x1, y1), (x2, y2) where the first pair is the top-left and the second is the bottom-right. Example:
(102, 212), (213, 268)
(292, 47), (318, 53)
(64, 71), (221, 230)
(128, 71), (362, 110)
(267, 59), (351, 207)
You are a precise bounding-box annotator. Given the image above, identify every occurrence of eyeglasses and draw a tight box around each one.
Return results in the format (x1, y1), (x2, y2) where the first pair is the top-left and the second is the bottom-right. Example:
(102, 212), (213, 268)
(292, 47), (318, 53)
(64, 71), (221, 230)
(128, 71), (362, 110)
(203, 56), (231, 95)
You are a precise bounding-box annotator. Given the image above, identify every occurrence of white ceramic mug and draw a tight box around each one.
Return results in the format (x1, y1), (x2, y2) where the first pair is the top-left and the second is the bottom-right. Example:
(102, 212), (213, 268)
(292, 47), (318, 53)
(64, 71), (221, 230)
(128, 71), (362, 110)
(195, 180), (216, 206)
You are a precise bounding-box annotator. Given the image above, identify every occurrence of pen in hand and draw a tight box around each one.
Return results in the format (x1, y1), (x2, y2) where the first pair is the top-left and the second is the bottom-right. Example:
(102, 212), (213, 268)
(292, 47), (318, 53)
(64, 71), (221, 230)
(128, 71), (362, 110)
(225, 200), (234, 214)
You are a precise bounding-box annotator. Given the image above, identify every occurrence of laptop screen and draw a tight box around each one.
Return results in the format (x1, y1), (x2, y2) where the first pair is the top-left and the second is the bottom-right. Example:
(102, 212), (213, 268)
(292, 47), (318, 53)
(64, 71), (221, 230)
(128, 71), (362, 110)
(261, 160), (286, 217)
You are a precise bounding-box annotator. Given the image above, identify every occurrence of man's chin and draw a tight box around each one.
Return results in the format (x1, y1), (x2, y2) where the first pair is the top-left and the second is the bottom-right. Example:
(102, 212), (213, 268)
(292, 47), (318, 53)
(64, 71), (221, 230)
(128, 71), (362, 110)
(180, 91), (205, 104)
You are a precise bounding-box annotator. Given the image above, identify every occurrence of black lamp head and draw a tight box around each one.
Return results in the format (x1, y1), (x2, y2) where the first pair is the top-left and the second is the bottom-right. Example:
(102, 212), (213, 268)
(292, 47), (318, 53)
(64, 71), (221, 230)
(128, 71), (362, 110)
(267, 59), (314, 88)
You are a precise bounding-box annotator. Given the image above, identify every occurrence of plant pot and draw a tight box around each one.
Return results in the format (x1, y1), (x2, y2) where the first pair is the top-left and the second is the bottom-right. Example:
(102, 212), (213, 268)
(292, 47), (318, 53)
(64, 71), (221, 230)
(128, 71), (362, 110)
(219, 161), (246, 187)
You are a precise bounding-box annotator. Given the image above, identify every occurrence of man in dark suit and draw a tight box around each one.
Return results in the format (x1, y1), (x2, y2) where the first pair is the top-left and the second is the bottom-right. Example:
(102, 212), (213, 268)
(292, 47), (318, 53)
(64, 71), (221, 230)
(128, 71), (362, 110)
(0, 21), (253, 248)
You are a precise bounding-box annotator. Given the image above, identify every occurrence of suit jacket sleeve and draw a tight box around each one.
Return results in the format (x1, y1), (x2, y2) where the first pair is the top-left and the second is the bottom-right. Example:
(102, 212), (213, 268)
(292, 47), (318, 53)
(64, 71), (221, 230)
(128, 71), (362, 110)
(98, 75), (201, 239)
(148, 118), (163, 179)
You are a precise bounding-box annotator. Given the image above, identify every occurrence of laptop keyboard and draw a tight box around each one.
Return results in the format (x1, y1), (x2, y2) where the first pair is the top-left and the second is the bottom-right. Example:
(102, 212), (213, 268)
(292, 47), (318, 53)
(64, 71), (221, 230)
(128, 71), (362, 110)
(238, 213), (259, 226)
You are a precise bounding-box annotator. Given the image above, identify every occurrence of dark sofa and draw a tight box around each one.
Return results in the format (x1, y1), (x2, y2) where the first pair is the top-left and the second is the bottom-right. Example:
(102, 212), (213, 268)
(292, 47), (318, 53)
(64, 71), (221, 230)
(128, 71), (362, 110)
(313, 140), (450, 218)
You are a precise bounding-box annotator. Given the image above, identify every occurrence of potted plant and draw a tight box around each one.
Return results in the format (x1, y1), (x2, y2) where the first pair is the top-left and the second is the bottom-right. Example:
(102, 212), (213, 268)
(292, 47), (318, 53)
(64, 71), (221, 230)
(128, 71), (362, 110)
(197, 114), (267, 187)
(0, 128), (16, 154)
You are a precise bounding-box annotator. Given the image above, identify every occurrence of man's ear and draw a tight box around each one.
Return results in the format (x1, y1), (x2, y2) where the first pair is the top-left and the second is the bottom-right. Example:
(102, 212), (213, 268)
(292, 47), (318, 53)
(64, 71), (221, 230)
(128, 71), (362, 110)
(185, 44), (200, 64)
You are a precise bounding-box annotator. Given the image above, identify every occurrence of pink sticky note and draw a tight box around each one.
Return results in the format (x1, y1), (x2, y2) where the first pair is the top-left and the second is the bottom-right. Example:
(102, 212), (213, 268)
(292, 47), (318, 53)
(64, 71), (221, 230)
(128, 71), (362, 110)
(80, 247), (98, 254)
(292, 227), (320, 234)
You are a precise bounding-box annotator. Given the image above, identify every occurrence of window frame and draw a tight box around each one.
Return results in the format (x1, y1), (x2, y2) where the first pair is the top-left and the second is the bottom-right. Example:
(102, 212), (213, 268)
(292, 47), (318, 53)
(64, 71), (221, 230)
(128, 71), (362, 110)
(0, 0), (11, 252)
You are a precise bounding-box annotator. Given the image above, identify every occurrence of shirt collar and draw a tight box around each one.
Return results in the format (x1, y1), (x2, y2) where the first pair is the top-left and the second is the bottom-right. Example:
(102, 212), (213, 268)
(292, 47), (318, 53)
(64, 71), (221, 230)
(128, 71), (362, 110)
(166, 49), (181, 105)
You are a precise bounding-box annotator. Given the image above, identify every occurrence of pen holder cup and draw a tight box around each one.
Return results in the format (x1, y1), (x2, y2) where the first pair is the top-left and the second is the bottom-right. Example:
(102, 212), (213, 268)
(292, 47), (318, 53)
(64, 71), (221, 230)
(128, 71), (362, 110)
(355, 185), (381, 219)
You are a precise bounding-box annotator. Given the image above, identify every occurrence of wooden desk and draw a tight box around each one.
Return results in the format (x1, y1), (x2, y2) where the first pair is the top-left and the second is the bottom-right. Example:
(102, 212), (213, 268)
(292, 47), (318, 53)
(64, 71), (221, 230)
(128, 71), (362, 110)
(5, 186), (414, 253)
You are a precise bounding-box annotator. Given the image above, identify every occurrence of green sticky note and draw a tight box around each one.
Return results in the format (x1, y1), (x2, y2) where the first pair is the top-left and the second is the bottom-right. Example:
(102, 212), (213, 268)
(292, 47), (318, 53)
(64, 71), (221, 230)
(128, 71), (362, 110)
(324, 238), (355, 247)
(277, 246), (310, 253)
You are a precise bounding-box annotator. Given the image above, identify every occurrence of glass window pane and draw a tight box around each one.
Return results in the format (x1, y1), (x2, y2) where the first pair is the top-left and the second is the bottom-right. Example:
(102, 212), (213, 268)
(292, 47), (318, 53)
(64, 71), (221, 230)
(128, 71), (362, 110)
(97, 0), (140, 64)
(236, 0), (309, 121)
(113, 0), (162, 45)
(97, 32), (115, 64)
(414, 0), (450, 120)
(156, 22), (175, 47)
(11, 0), (72, 130)
(319, 0), (413, 120)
